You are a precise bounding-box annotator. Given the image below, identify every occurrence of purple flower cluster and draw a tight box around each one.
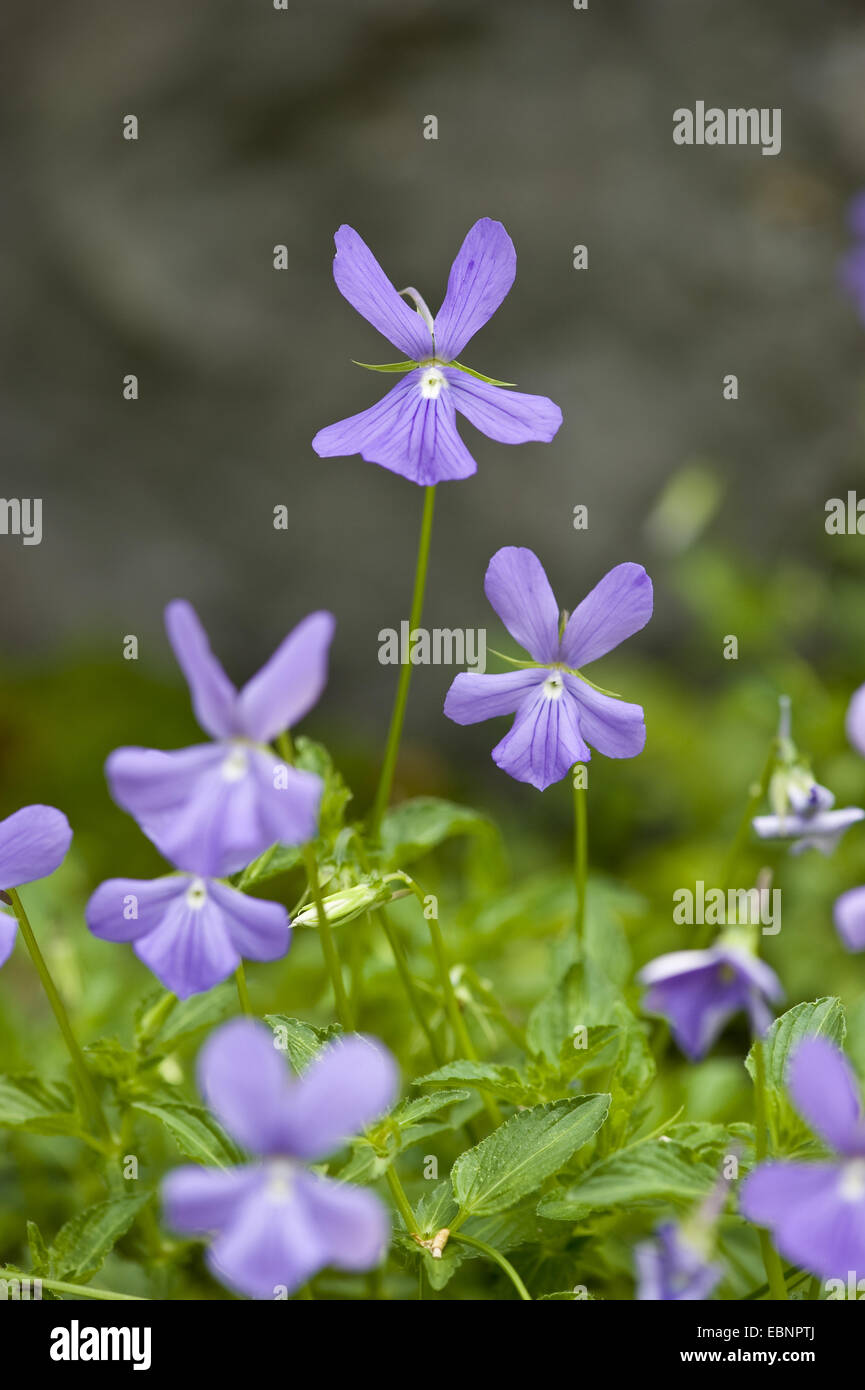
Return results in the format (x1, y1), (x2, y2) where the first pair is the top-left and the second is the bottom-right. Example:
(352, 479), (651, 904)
(86, 601), (335, 998)
(163, 1020), (397, 1298)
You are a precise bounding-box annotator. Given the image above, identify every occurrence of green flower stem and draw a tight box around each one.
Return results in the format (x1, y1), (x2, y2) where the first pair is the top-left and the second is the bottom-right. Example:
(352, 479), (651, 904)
(752, 1039), (788, 1301)
(385, 1164), (418, 1234)
(448, 1233), (532, 1301)
(396, 879), (501, 1127)
(0, 1271), (145, 1301)
(375, 906), (445, 1067)
(370, 484), (436, 837)
(8, 888), (110, 1142)
(573, 768), (588, 941)
(722, 739), (778, 891)
(304, 845), (354, 1031)
(234, 963), (252, 1015)
(135, 990), (176, 1050)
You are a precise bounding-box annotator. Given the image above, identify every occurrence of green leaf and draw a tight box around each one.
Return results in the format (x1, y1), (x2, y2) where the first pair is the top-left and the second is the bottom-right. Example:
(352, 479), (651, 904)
(138, 985), (235, 1055)
(449, 360), (517, 387)
(51, 1194), (151, 1282)
(451, 1094), (610, 1217)
(351, 359), (419, 373)
(379, 797), (495, 870)
(0, 1073), (80, 1135)
(265, 1015), (343, 1076)
(537, 1134), (720, 1221)
(394, 1089), (473, 1129)
(26, 1221), (51, 1277)
(527, 962), (626, 1065)
(83, 1038), (138, 1081)
(419, 1060), (532, 1105)
(132, 1101), (243, 1168)
(745, 996), (847, 1150)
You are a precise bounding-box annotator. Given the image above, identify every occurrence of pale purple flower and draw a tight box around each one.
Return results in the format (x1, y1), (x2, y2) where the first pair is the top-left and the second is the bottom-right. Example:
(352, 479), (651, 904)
(312, 220), (562, 485)
(635, 1222), (722, 1301)
(444, 548), (652, 790)
(86, 875), (290, 999)
(847, 680), (865, 758)
(835, 885), (865, 952)
(741, 1037), (865, 1281)
(752, 797), (864, 856)
(107, 601), (334, 877)
(163, 1020), (397, 1299)
(0, 805), (72, 967)
(638, 944), (783, 1061)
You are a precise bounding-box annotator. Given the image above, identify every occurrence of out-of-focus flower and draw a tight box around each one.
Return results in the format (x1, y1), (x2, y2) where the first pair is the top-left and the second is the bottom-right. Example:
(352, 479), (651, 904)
(741, 1037), (865, 1281)
(107, 601), (334, 877)
(163, 1020), (397, 1299)
(444, 547), (652, 790)
(840, 193), (865, 325)
(86, 874), (290, 999)
(0, 806), (72, 967)
(638, 935), (782, 1061)
(312, 220), (562, 485)
(834, 885), (865, 952)
(635, 1221), (723, 1301)
(751, 802), (864, 856)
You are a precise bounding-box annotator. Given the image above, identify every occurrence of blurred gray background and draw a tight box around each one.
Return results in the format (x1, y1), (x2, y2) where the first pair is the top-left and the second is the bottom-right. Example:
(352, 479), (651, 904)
(3, 0), (865, 797)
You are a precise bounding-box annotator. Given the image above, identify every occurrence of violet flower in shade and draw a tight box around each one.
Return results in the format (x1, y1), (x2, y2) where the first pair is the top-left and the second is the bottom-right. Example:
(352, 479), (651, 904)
(840, 193), (865, 325)
(0, 805), (72, 967)
(312, 220), (563, 485)
(163, 1020), (397, 1299)
(834, 886), (865, 952)
(740, 1037), (865, 1281)
(444, 548), (652, 790)
(635, 1222), (722, 1301)
(638, 940), (783, 1061)
(86, 875), (290, 1000)
(106, 601), (335, 878)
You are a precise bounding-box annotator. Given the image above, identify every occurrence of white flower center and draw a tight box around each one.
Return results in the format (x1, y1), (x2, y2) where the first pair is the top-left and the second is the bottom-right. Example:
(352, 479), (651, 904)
(838, 1159), (865, 1202)
(419, 367), (446, 399)
(543, 674), (565, 701)
(221, 744), (249, 782)
(266, 1159), (296, 1203)
(185, 877), (208, 911)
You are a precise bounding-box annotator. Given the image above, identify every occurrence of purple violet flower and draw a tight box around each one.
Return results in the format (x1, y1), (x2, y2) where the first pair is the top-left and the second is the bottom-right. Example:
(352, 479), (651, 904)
(86, 875), (290, 999)
(638, 941), (783, 1061)
(106, 601), (335, 878)
(444, 547), (652, 790)
(834, 885), (865, 952)
(0, 805), (72, 967)
(163, 1020), (397, 1299)
(741, 1037), (865, 1281)
(312, 220), (563, 485)
(752, 799), (864, 856)
(635, 1221), (723, 1301)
